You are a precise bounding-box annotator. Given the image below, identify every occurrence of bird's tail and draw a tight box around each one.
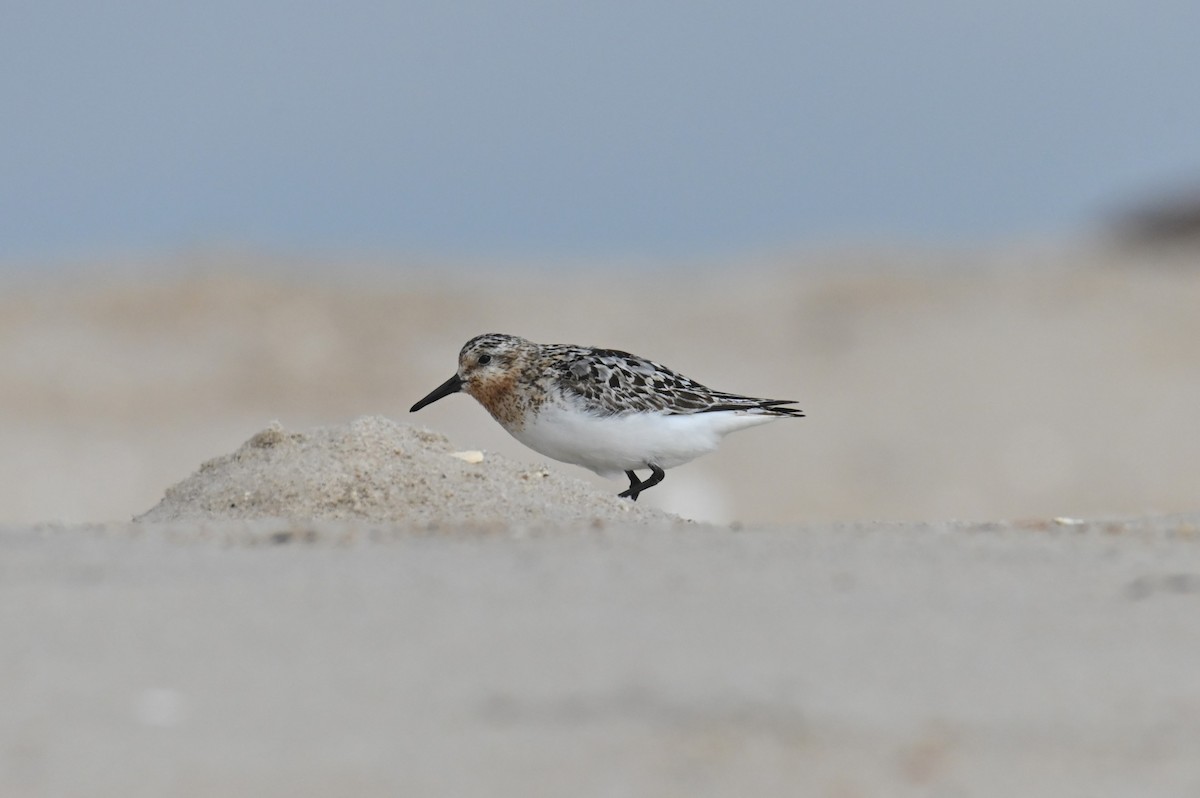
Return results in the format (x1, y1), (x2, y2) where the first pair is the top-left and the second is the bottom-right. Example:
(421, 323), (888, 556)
(702, 397), (805, 417)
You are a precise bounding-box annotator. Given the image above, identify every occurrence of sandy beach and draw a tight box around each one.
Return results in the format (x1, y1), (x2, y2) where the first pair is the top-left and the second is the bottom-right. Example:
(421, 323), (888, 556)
(3, 245), (1200, 795)
(5, 515), (1200, 797)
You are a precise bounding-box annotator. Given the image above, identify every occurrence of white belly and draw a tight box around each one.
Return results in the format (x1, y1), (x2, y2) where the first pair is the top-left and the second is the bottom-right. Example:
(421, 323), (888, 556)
(506, 403), (781, 479)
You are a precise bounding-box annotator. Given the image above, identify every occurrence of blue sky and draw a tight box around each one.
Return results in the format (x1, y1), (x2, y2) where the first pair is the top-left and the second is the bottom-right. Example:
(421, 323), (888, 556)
(2, 1), (1198, 263)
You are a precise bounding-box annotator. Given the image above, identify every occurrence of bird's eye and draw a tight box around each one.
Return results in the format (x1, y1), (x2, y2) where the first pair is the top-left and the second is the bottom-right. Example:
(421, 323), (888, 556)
(477, 354), (492, 365)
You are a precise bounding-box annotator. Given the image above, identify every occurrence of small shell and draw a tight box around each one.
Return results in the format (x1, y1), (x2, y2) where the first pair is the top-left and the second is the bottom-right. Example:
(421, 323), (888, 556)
(450, 450), (485, 464)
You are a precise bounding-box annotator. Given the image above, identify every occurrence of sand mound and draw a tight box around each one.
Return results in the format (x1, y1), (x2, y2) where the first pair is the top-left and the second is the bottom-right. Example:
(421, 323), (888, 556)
(134, 416), (678, 527)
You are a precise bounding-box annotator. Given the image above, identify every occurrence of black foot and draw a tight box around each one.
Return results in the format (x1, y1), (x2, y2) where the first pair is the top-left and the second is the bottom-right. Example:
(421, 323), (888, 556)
(617, 464), (665, 501)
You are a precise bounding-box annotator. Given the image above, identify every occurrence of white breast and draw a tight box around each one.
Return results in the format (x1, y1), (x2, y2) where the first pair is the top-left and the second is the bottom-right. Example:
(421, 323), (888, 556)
(505, 403), (783, 479)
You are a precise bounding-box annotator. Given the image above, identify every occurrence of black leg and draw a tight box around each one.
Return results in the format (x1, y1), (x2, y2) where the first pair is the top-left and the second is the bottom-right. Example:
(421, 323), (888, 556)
(617, 464), (665, 501)
(640, 464), (665, 493)
(618, 470), (643, 501)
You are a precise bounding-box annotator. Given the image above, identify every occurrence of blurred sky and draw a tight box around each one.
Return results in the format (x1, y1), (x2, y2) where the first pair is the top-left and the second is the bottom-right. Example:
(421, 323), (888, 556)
(2, 0), (1199, 264)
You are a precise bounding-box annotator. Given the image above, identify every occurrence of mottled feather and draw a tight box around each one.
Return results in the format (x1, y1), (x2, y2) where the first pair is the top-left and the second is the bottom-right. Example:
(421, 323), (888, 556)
(544, 345), (803, 417)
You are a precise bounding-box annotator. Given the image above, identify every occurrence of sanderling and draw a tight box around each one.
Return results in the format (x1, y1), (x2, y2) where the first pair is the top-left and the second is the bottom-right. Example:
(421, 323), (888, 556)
(410, 333), (804, 500)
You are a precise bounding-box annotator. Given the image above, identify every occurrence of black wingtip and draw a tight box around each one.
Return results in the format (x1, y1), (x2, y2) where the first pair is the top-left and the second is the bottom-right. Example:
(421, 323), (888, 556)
(759, 402), (805, 418)
(697, 399), (805, 416)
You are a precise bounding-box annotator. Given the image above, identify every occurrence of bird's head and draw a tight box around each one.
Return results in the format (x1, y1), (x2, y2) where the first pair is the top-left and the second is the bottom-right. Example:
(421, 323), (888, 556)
(410, 333), (533, 412)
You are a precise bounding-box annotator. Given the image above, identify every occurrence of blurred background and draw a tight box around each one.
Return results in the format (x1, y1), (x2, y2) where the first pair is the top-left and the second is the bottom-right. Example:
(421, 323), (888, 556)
(2, 1), (1199, 523)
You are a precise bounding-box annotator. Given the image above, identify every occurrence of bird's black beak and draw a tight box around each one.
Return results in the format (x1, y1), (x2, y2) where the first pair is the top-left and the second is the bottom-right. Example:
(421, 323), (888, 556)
(410, 374), (464, 412)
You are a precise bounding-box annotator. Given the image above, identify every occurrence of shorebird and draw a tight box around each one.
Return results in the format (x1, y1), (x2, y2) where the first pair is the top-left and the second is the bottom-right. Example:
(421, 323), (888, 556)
(411, 334), (804, 500)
